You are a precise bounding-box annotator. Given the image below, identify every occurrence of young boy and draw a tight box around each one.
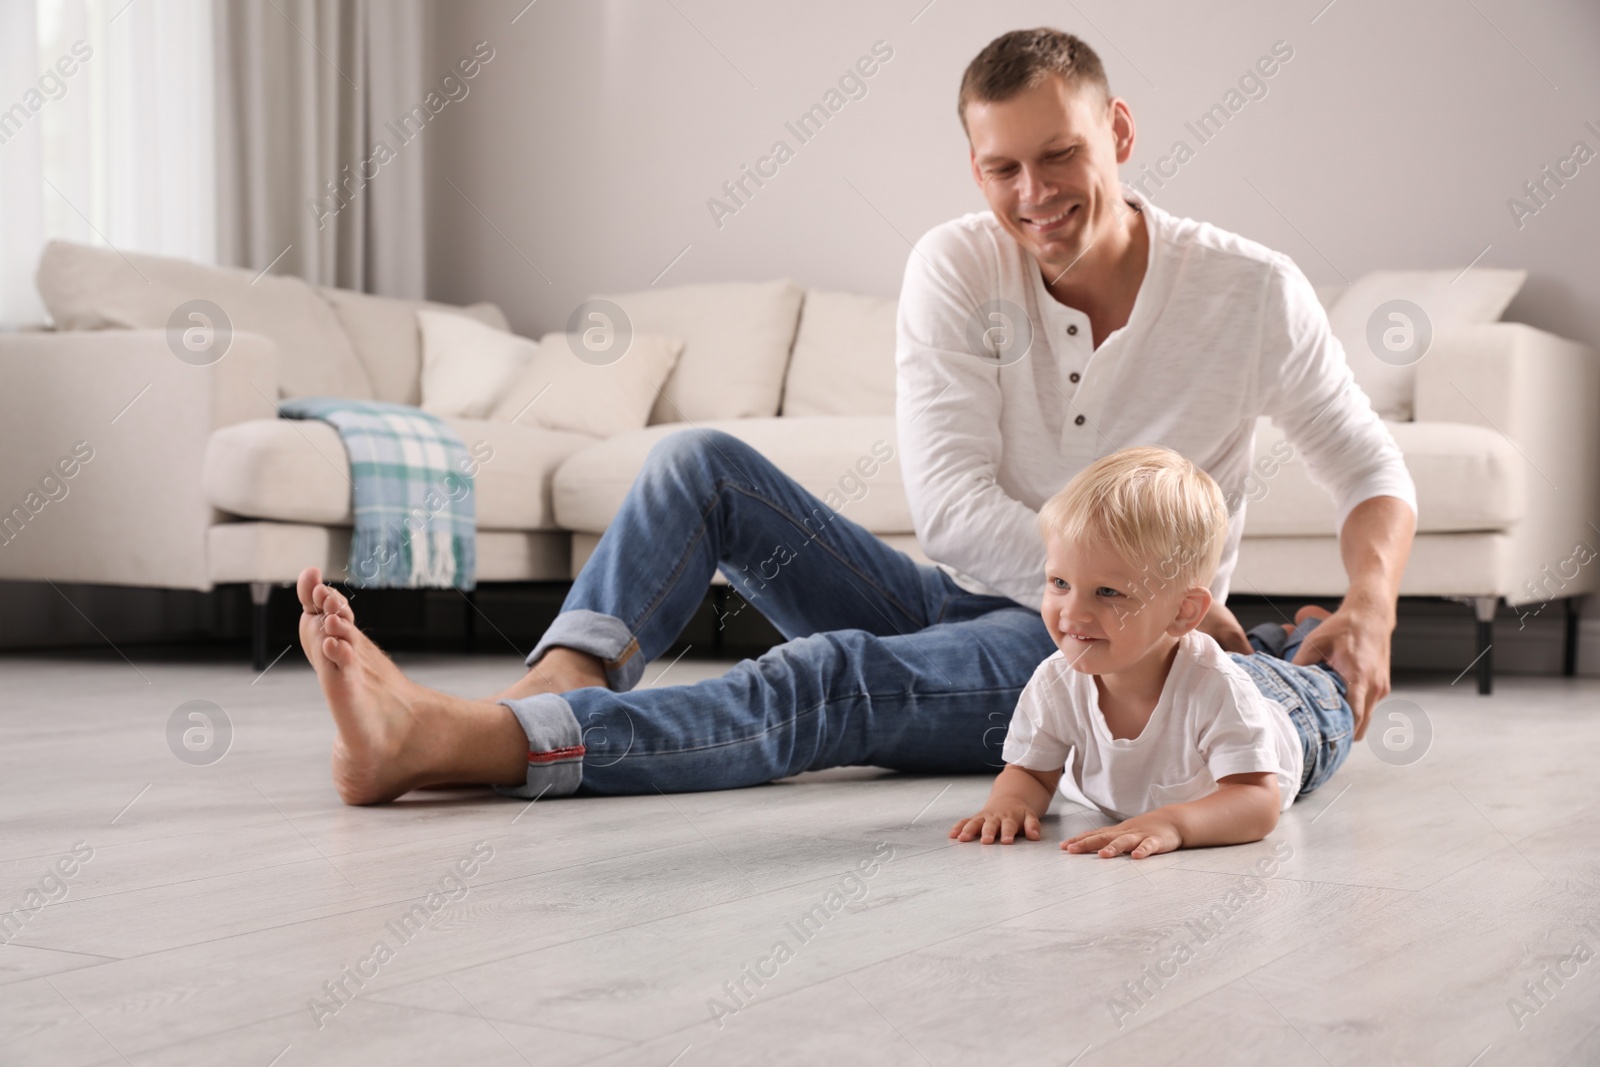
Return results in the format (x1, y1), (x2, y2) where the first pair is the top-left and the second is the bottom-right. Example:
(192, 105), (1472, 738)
(949, 446), (1355, 859)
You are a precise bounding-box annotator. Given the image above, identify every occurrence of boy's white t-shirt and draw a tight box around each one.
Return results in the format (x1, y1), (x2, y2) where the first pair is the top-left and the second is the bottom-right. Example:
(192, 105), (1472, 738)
(1000, 630), (1304, 821)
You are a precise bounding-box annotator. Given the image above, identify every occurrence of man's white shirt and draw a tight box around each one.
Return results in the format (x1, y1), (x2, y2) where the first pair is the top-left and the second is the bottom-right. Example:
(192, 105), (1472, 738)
(894, 186), (1418, 611)
(1001, 630), (1305, 820)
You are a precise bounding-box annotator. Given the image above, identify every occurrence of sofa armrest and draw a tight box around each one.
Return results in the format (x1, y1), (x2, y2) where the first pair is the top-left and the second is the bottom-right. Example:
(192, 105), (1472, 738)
(1414, 322), (1600, 604)
(0, 329), (278, 590)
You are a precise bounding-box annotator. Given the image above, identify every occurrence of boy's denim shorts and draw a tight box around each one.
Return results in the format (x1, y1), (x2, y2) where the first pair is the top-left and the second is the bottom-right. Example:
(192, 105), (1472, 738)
(1228, 615), (1355, 799)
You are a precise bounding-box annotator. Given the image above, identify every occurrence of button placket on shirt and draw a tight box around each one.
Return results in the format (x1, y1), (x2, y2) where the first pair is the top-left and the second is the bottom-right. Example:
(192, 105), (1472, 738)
(1030, 260), (1098, 455)
(1056, 317), (1089, 391)
(1056, 310), (1096, 454)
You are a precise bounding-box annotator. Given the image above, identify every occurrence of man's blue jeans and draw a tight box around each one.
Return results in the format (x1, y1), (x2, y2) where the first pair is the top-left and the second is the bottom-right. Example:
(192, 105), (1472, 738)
(1232, 617), (1355, 798)
(495, 428), (1058, 798)
(494, 428), (1357, 802)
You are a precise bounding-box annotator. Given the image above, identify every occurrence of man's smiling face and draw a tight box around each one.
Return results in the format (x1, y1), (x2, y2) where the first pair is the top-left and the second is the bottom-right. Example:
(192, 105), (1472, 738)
(965, 75), (1135, 279)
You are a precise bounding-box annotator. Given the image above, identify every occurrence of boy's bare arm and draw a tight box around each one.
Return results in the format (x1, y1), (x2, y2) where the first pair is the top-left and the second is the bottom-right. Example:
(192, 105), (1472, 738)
(949, 763), (1064, 844)
(1166, 772), (1281, 847)
(1063, 772), (1280, 858)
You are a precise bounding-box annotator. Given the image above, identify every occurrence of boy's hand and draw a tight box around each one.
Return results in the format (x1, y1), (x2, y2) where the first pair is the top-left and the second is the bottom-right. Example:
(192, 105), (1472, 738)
(949, 804), (1042, 845)
(1063, 813), (1183, 858)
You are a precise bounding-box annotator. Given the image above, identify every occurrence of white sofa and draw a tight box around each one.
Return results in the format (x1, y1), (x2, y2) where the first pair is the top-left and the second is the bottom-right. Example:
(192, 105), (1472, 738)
(2, 241), (1595, 693)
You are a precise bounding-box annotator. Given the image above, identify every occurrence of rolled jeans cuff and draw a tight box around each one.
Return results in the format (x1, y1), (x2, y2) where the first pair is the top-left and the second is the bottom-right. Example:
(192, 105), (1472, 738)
(525, 609), (645, 692)
(492, 693), (584, 799)
(1246, 620), (1292, 658)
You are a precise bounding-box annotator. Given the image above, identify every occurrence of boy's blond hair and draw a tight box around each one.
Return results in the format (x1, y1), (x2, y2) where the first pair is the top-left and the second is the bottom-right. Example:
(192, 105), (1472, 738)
(1038, 446), (1229, 596)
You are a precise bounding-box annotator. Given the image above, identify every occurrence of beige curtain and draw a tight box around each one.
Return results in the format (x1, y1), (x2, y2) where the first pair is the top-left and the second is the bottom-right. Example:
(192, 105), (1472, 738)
(214, 0), (426, 297)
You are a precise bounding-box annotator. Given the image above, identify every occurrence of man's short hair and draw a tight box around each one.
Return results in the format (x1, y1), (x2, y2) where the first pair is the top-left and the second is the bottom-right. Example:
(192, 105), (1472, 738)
(958, 27), (1111, 136)
(1038, 446), (1229, 595)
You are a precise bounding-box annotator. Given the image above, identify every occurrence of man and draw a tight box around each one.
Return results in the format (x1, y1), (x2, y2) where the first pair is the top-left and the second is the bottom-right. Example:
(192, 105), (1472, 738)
(297, 27), (1415, 806)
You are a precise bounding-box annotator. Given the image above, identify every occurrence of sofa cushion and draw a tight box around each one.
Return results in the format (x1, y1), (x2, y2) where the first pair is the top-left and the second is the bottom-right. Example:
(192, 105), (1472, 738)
(417, 308), (536, 419)
(555, 413), (1517, 545)
(552, 416), (910, 536)
(37, 240), (374, 400)
(491, 331), (687, 438)
(593, 279), (803, 424)
(781, 289), (898, 417)
(1326, 268), (1526, 422)
(202, 415), (596, 531)
(1242, 416), (1521, 536)
(320, 287), (509, 406)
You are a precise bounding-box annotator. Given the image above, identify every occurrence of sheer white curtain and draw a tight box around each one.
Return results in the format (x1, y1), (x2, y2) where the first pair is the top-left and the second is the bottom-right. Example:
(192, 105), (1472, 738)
(0, 1), (46, 327)
(0, 0), (215, 328)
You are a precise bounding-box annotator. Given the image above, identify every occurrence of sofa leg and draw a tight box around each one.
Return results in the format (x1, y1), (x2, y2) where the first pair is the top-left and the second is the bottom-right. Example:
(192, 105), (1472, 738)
(1564, 596), (1580, 676)
(250, 581), (272, 671)
(1472, 596), (1497, 696)
(464, 589), (477, 651)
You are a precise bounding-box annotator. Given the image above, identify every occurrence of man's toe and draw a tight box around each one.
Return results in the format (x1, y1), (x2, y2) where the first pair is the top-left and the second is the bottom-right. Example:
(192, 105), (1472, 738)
(323, 635), (353, 667)
(313, 583), (354, 621)
(297, 567), (324, 612)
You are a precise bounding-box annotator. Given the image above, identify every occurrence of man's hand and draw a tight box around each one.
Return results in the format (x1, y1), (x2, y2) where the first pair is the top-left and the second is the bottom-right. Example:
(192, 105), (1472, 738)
(1303, 494), (1411, 741)
(949, 802), (1043, 844)
(1291, 602), (1393, 740)
(1197, 600), (1251, 655)
(1063, 813), (1183, 859)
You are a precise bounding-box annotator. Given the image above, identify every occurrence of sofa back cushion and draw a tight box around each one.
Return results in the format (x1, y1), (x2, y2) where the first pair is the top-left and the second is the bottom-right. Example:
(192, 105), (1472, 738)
(1325, 268), (1526, 421)
(492, 331), (687, 439)
(320, 287), (509, 405)
(416, 308), (536, 419)
(37, 240), (374, 400)
(594, 279), (803, 424)
(781, 289), (898, 417)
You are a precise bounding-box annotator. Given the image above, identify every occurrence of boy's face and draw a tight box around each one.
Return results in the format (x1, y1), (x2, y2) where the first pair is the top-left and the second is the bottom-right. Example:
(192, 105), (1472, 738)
(1041, 534), (1206, 674)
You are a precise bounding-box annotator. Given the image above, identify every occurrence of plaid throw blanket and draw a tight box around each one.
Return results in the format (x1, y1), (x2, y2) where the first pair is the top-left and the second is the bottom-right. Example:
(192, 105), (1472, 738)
(277, 398), (477, 590)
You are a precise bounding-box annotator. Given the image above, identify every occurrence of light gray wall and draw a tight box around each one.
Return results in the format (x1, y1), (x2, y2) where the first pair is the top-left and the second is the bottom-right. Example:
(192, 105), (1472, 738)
(425, 0), (1600, 353)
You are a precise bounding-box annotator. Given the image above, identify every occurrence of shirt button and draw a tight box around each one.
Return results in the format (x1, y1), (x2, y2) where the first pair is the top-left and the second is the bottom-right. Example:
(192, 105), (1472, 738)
(1074, 414), (1086, 426)
(1069, 372), (1080, 383)
(1067, 324), (1079, 336)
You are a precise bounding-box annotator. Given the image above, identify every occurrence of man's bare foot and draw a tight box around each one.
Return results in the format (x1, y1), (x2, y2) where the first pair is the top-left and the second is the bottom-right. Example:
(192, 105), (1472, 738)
(492, 646), (609, 703)
(1292, 604), (1331, 630)
(296, 567), (528, 805)
(1295, 604), (1333, 624)
(1281, 603), (1334, 635)
(297, 566), (428, 803)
